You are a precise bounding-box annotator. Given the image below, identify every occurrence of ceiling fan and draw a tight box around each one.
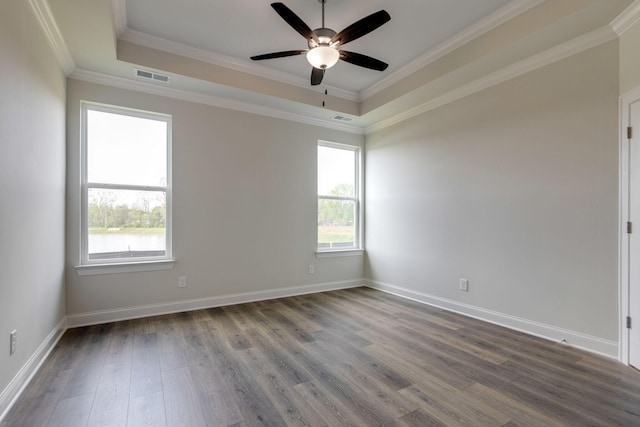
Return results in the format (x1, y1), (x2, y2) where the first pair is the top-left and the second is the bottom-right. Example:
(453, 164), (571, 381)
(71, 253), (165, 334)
(251, 1), (391, 86)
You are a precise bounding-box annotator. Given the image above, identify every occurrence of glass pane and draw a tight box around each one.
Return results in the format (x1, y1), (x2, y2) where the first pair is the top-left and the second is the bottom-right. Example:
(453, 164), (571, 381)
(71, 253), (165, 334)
(318, 145), (355, 197)
(318, 198), (356, 249)
(88, 188), (166, 260)
(87, 109), (167, 186)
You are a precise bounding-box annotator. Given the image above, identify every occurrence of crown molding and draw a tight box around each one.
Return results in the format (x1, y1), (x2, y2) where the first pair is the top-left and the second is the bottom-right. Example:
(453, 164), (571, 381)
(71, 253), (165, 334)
(69, 69), (364, 135)
(110, 0), (127, 37)
(365, 25), (617, 135)
(91, 22), (618, 138)
(27, 0), (75, 75)
(109, 0), (542, 105)
(359, 0), (544, 101)
(119, 29), (360, 103)
(610, 0), (640, 36)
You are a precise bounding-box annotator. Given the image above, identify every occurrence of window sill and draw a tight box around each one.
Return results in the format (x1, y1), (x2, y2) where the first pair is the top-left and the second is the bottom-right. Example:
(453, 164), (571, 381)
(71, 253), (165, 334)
(315, 249), (364, 258)
(75, 259), (175, 276)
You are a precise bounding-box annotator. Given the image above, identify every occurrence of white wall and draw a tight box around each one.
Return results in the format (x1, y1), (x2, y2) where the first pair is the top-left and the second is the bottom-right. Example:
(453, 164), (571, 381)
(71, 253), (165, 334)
(0, 0), (67, 409)
(365, 41), (620, 349)
(65, 79), (364, 318)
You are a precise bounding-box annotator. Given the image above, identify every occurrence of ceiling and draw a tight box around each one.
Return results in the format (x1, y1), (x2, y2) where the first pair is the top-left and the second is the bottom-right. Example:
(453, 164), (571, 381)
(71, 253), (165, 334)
(123, 0), (511, 93)
(45, 0), (636, 133)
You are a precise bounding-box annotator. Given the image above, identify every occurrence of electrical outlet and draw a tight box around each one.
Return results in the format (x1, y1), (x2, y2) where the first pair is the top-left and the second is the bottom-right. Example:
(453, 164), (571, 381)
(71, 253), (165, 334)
(10, 330), (17, 355)
(460, 279), (469, 292)
(178, 276), (187, 288)
(308, 265), (315, 275)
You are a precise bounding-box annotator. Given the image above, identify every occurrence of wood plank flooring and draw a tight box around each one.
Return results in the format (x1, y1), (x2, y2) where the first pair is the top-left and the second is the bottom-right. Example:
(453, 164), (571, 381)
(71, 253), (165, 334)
(2, 287), (640, 426)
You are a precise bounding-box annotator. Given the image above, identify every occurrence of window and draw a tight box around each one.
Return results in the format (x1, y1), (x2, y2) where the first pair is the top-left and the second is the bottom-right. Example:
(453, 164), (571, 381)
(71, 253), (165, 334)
(317, 142), (361, 251)
(80, 102), (171, 265)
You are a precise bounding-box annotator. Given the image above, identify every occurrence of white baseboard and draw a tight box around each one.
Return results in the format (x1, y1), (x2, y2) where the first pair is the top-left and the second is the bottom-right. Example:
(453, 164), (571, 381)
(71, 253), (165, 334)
(0, 317), (67, 423)
(365, 280), (619, 359)
(66, 280), (365, 328)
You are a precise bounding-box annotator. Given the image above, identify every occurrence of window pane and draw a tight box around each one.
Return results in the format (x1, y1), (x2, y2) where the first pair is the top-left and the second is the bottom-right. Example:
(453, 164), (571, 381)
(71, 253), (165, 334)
(87, 110), (167, 186)
(318, 198), (356, 249)
(88, 188), (166, 260)
(318, 145), (355, 197)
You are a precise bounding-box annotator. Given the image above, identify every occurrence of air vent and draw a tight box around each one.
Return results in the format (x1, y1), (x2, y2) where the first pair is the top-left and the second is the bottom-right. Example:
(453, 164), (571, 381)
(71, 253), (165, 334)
(135, 69), (170, 83)
(332, 115), (353, 122)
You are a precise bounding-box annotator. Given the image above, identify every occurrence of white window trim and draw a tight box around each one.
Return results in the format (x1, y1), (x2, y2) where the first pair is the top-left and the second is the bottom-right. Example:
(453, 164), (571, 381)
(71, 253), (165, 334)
(315, 249), (364, 258)
(316, 140), (363, 253)
(75, 102), (174, 274)
(75, 259), (175, 276)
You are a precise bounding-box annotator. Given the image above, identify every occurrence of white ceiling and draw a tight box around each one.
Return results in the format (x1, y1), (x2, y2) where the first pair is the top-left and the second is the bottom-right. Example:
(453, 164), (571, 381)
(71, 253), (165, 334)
(123, 0), (512, 93)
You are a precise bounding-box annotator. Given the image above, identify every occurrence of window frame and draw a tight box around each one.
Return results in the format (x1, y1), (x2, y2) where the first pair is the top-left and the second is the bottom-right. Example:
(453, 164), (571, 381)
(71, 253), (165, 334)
(317, 140), (363, 254)
(78, 101), (173, 270)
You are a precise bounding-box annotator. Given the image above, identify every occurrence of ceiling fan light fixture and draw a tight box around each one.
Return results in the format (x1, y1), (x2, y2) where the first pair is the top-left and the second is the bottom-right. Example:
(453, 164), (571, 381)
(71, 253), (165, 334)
(252, 2), (390, 85)
(306, 45), (339, 69)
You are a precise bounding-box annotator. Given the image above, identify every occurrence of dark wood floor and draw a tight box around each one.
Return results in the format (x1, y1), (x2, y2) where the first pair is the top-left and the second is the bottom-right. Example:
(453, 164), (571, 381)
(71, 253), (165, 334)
(2, 287), (640, 426)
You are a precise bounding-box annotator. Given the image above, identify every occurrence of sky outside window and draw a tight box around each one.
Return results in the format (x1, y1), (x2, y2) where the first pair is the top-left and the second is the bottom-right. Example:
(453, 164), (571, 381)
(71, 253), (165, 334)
(87, 110), (167, 187)
(318, 145), (355, 195)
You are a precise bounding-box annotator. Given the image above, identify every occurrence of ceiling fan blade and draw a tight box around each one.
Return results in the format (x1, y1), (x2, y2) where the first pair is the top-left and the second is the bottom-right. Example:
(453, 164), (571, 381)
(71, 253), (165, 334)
(311, 67), (325, 85)
(330, 10), (390, 46)
(251, 50), (307, 61)
(340, 51), (388, 71)
(271, 2), (315, 41)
